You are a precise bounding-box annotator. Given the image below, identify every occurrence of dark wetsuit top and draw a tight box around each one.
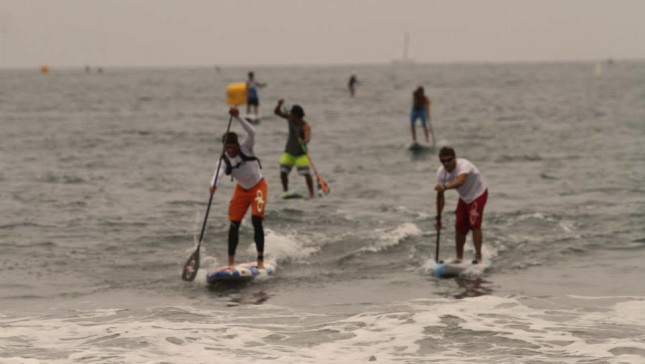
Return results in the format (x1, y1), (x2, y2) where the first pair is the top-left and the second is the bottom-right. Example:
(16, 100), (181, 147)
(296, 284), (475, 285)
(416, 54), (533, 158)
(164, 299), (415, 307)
(285, 122), (307, 156)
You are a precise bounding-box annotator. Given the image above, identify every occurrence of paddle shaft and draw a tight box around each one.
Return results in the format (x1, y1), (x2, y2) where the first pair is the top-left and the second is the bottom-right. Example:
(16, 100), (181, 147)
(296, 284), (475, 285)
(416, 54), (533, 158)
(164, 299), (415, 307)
(198, 114), (234, 244)
(435, 228), (440, 263)
(435, 176), (447, 263)
(306, 150), (321, 179)
(301, 144), (324, 183)
(182, 114), (234, 281)
(196, 194), (214, 248)
(427, 117), (437, 146)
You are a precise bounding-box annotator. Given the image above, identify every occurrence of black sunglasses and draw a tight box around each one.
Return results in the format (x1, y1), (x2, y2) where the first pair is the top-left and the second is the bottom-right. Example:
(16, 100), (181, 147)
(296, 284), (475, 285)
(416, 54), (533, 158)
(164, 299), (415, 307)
(439, 157), (454, 164)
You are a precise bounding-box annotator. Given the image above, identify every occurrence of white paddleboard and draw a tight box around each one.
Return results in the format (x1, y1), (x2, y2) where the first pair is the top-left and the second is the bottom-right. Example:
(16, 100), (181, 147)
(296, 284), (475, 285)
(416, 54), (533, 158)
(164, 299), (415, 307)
(427, 259), (493, 278)
(206, 260), (276, 284)
(243, 114), (261, 125)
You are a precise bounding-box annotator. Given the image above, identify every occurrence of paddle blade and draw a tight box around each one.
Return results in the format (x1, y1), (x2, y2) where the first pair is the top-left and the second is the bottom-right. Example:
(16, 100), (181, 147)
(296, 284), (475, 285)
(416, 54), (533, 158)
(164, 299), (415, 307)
(316, 175), (331, 196)
(181, 249), (200, 281)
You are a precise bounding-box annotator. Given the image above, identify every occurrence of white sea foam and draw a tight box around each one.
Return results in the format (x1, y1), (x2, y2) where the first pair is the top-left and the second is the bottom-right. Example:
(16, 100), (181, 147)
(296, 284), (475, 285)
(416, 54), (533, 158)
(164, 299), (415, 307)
(2, 359), (41, 364)
(243, 227), (319, 262)
(3, 294), (644, 363)
(359, 222), (422, 253)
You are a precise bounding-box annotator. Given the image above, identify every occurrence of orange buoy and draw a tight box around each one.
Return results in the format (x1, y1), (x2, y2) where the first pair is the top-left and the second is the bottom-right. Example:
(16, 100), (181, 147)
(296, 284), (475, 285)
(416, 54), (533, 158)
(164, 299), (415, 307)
(226, 82), (247, 106)
(40, 65), (50, 74)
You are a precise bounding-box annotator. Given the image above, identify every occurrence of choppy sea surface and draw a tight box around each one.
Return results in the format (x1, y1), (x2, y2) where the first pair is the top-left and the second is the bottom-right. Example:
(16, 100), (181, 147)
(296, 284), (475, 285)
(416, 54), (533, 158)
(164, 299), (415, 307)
(1, 61), (644, 363)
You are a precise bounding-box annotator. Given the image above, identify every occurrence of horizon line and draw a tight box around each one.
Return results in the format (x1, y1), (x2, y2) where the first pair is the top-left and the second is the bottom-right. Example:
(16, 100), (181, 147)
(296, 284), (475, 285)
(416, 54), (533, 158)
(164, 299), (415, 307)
(0, 57), (638, 71)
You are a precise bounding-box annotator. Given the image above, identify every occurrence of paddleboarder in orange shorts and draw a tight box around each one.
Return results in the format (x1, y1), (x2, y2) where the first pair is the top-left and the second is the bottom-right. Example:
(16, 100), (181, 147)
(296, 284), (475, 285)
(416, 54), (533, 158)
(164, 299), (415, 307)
(210, 107), (267, 269)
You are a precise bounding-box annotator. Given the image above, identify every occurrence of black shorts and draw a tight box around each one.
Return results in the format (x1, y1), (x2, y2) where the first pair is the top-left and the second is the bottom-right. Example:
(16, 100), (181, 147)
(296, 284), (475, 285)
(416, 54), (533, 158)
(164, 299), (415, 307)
(247, 97), (259, 106)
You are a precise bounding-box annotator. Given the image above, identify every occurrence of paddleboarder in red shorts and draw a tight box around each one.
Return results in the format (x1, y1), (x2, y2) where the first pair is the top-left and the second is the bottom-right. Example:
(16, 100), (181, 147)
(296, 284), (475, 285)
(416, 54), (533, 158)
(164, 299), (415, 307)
(434, 146), (488, 263)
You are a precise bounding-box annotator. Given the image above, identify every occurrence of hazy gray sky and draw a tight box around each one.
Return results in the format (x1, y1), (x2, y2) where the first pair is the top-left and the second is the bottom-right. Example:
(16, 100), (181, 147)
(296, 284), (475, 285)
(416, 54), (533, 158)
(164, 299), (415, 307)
(1, 0), (643, 68)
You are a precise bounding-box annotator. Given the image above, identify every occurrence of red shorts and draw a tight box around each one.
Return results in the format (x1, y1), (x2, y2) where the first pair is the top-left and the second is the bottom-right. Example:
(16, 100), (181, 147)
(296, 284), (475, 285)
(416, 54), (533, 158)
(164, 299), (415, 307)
(455, 189), (488, 233)
(228, 179), (267, 221)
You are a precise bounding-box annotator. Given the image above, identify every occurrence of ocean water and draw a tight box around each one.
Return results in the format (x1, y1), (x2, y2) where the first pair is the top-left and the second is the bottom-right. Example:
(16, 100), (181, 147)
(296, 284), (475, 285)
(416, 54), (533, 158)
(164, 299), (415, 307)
(1, 61), (644, 363)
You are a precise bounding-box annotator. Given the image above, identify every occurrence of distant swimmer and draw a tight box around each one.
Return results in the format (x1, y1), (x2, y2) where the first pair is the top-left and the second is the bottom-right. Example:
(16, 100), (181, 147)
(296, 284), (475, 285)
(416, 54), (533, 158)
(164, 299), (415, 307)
(210, 107), (267, 270)
(410, 86), (431, 144)
(274, 99), (315, 199)
(434, 147), (488, 264)
(246, 72), (266, 118)
(348, 74), (359, 97)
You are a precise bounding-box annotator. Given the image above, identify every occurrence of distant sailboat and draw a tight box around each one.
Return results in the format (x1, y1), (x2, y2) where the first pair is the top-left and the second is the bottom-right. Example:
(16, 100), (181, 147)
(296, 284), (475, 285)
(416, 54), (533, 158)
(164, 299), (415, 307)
(392, 32), (414, 64)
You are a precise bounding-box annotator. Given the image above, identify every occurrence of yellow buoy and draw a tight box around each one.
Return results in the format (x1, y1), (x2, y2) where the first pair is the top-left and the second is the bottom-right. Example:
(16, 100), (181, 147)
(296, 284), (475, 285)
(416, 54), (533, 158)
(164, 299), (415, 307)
(40, 65), (50, 74)
(226, 82), (247, 106)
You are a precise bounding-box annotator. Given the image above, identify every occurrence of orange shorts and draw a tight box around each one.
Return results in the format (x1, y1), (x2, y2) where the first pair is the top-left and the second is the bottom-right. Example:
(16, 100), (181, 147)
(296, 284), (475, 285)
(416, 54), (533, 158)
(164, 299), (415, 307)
(228, 179), (267, 221)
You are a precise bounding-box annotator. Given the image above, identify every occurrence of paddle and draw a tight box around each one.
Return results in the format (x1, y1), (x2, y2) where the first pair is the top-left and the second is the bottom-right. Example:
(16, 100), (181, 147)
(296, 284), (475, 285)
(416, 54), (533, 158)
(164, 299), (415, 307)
(182, 114), (234, 282)
(427, 117), (437, 147)
(435, 227), (441, 263)
(301, 144), (330, 196)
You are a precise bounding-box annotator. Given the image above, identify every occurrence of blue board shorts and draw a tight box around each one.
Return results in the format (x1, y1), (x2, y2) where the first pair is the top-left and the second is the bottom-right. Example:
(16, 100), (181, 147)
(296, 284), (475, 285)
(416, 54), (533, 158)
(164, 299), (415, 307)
(247, 97), (259, 106)
(410, 108), (427, 127)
